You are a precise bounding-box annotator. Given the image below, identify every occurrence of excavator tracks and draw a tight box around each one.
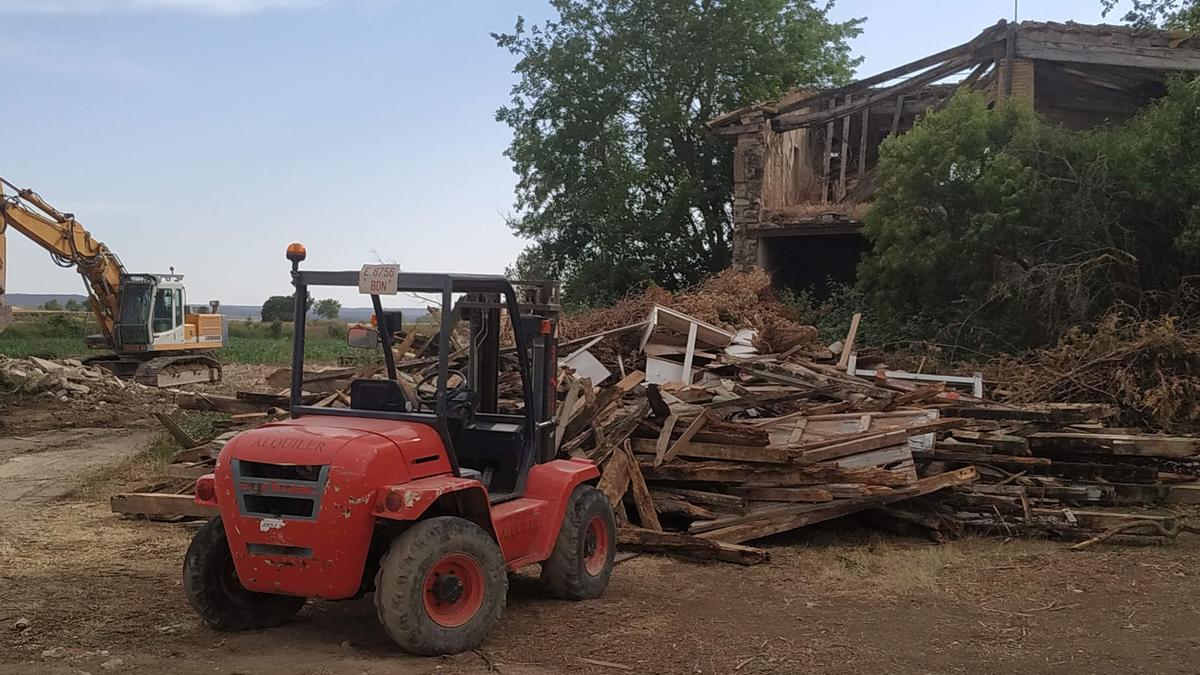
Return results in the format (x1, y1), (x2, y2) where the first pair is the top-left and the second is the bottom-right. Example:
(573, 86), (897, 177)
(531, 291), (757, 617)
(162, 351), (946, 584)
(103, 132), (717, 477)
(133, 355), (222, 388)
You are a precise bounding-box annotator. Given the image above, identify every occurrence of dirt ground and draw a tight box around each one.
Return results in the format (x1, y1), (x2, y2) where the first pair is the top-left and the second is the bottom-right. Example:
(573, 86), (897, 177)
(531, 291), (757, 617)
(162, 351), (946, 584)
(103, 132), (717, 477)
(3, 423), (1200, 674)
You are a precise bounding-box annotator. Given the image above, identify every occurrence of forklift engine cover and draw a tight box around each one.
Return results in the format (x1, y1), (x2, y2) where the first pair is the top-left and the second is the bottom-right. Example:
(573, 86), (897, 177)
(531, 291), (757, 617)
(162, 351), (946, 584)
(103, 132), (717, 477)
(208, 415), (598, 600)
(212, 416), (451, 599)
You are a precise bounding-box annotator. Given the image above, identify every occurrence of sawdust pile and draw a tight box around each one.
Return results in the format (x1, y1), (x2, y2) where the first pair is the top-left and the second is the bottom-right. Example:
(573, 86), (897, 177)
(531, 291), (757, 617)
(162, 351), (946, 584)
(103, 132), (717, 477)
(561, 269), (820, 353)
(989, 314), (1200, 433)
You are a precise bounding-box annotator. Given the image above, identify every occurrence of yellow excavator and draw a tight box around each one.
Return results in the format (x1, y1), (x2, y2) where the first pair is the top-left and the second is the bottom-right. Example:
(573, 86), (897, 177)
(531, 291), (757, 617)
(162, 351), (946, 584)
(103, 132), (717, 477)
(0, 176), (224, 386)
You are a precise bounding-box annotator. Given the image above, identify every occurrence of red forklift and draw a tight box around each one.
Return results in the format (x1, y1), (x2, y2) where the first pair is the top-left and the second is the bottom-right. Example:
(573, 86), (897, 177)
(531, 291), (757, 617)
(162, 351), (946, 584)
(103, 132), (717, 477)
(183, 244), (616, 655)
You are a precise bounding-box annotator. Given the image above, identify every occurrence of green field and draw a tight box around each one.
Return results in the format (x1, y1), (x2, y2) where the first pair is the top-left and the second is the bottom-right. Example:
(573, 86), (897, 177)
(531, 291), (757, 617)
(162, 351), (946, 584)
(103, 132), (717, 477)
(0, 312), (364, 365)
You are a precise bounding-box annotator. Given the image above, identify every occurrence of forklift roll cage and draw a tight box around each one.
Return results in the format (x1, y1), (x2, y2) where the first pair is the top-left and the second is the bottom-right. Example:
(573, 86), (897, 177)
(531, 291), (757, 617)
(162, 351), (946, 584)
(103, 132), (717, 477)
(288, 264), (557, 497)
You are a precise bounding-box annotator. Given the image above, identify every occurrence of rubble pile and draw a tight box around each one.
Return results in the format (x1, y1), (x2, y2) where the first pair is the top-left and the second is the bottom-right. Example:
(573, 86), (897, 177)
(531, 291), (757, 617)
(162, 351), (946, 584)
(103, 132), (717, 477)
(0, 355), (133, 401)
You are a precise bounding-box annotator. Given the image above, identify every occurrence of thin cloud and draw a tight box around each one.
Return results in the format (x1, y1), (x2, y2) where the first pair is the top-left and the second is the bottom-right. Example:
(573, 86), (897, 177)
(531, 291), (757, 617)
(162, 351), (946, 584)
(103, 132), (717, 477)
(0, 0), (329, 15)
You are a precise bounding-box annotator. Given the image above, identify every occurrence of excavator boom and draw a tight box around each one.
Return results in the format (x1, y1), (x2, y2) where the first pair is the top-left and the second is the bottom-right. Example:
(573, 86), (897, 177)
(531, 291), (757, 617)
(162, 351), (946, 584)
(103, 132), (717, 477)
(0, 176), (125, 345)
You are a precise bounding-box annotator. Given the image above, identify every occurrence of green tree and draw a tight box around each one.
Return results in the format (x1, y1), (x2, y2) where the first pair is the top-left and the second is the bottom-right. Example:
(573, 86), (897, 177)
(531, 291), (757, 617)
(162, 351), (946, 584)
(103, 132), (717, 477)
(314, 298), (342, 320)
(1101, 0), (1200, 29)
(858, 83), (1200, 351)
(41, 299), (61, 311)
(64, 299), (82, 312)
(261, 295), (312, 322)
(495, 0), (862, 306)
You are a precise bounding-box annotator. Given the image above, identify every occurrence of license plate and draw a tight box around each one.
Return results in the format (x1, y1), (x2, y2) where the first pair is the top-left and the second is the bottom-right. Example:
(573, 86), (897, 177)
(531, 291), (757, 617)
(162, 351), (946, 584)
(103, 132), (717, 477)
(359, 265), (401, 295)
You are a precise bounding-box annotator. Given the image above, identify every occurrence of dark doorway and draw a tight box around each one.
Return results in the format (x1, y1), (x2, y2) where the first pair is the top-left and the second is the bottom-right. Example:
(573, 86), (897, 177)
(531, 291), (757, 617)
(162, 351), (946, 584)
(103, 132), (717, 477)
(758, 232), (870, 298)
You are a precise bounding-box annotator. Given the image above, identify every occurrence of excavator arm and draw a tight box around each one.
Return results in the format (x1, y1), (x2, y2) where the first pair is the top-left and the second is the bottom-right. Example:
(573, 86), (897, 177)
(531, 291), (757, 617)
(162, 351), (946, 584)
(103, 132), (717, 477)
(0, 176), (125, 345)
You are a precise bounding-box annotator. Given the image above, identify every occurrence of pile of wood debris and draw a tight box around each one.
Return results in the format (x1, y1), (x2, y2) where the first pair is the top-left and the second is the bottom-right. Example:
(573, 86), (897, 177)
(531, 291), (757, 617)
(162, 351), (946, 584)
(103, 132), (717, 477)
(554, 300), (1200, 563)
(112, 278), (1200, 564)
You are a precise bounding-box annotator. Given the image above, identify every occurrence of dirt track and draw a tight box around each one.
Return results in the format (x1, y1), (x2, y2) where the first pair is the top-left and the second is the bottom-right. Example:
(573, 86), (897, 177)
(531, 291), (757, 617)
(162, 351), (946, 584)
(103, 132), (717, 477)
(3, 427), (1200, 674)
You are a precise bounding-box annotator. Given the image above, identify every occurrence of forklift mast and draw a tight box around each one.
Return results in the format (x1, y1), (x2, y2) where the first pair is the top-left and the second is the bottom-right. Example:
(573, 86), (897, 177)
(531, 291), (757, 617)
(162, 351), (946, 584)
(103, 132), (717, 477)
(462, 281), (561, 464)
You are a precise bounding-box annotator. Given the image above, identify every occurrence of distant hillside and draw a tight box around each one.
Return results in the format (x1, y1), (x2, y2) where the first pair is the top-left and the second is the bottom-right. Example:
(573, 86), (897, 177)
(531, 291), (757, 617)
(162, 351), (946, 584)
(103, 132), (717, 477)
(6, 294), (426, 323)
(7, 293), (89, 308)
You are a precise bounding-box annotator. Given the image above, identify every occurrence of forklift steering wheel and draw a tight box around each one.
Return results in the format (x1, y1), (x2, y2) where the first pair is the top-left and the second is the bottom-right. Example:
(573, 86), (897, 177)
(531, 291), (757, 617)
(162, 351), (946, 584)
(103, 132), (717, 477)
(416, 369), (469, 406)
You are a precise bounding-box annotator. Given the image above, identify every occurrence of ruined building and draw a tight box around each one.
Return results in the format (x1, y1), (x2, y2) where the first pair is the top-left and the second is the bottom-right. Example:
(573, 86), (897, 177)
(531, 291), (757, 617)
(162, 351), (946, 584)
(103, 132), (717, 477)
(708, 20), (1200, 294)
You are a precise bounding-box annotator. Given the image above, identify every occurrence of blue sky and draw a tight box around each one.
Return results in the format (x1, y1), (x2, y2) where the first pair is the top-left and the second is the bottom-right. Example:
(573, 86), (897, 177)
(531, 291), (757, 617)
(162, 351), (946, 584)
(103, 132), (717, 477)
(3, 0), (1111, 306)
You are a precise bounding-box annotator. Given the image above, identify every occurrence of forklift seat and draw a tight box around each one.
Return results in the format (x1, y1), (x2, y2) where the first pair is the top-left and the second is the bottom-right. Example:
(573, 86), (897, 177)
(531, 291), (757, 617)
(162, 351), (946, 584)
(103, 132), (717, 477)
(349, 379), (411, 413)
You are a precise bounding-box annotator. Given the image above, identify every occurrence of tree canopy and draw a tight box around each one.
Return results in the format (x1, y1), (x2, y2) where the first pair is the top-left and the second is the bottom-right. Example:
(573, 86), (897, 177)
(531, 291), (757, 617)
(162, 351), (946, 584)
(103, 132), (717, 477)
(261, 295), (312, 323)
(858, 82), (1200, 351)
(314, 298), (342, 321)
(1101, 0), (1200, 28)
(495, 0), (862, 306)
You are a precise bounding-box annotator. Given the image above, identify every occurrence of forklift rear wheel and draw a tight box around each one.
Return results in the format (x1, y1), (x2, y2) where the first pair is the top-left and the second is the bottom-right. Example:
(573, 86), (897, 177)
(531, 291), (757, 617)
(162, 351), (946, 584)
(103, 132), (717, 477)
(541, 485), (616, 600)
(374, 516), (507, 655)
(183, 516), (307, 631)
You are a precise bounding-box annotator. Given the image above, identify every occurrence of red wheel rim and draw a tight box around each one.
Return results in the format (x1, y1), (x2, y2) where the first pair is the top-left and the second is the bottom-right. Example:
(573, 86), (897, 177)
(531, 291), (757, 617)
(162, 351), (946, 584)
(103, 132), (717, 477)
(422, 553), (485, 628)
(583, 515), (609, 576)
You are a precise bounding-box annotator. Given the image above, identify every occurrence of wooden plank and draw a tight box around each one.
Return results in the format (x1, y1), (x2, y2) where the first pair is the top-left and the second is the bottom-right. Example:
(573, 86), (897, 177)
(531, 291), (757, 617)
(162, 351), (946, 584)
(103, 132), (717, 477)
(110, 493), (215, 519)
(652, 494), (717, 519)
(795, 429), (908, 463)
(940, 404), (1114, 423)
(651, 413), (679, 466)
(727, 486), (834, 503)
(771, 25), (1004, 117)
(837, 96), (852, 201)
(697, 467), (977, 544)
(152, 412), (205, 449)
(640, 460), (915, 487)
(621, 442), (661, 532)
(912, 450), (1049, 466)
(1028, 432), (1200, 459)
(616, 527), (768, 565)
(554, 379), (583, 452)
(774, 52), (985, 131)
(596, 450), (632, 507)
(176, 393), (269, 415)
(631, 438), (789, 465)
(652, 487), (746, 510)
(165, 463), (212, 480)
(821, 97), (835, 203)
(890, 93), (905, 135)
(857, 107), (869, 181)
(1015, 38), (1200, 72)
(661, 413), (707, 465)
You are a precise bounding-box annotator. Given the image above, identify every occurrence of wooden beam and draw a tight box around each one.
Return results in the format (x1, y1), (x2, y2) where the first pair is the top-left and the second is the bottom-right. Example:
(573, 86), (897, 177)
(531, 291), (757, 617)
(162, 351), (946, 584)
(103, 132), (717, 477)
(660, 413), (707, 465)
(837, 95), (852, 201)
(727, 486), (834, 503)
(821, 99), (834, 204)
(631, 438), (789, 465)
(152, 412), (205, 449)
(857, 106), (870, 181)
(621, 442), (662, 532)
(1028, 432), (1200, 458)
(1015, 37), (1200, 72)
(836, 312), (861, 370)
(772, 23), (1006, 116)
(697, 467), (978, 543)
(616, 527), (768, 565)
(640, 460), (915, 487)
(774, 53), (987, 131)
(890, 94), (905, 135)
(111, 493), (215, 519)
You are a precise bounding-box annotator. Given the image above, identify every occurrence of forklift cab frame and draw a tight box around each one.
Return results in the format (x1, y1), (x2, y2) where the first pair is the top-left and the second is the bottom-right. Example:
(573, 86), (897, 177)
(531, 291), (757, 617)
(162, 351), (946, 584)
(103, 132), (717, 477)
(286, 254), (558, 502)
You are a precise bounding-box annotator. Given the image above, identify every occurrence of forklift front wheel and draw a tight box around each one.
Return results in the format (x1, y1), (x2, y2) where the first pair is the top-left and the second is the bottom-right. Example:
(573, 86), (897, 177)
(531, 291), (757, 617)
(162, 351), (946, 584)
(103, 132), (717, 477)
(183, 516), (307, 631)
(374, 517), (507, 656)
(541, 485), (616, 600)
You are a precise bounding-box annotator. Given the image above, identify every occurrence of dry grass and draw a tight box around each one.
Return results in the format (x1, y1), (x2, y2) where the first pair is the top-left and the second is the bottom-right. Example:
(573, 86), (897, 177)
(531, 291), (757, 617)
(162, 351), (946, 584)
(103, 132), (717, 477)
(561, 269), (821, 354)
(986, 314), (1200, 433)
